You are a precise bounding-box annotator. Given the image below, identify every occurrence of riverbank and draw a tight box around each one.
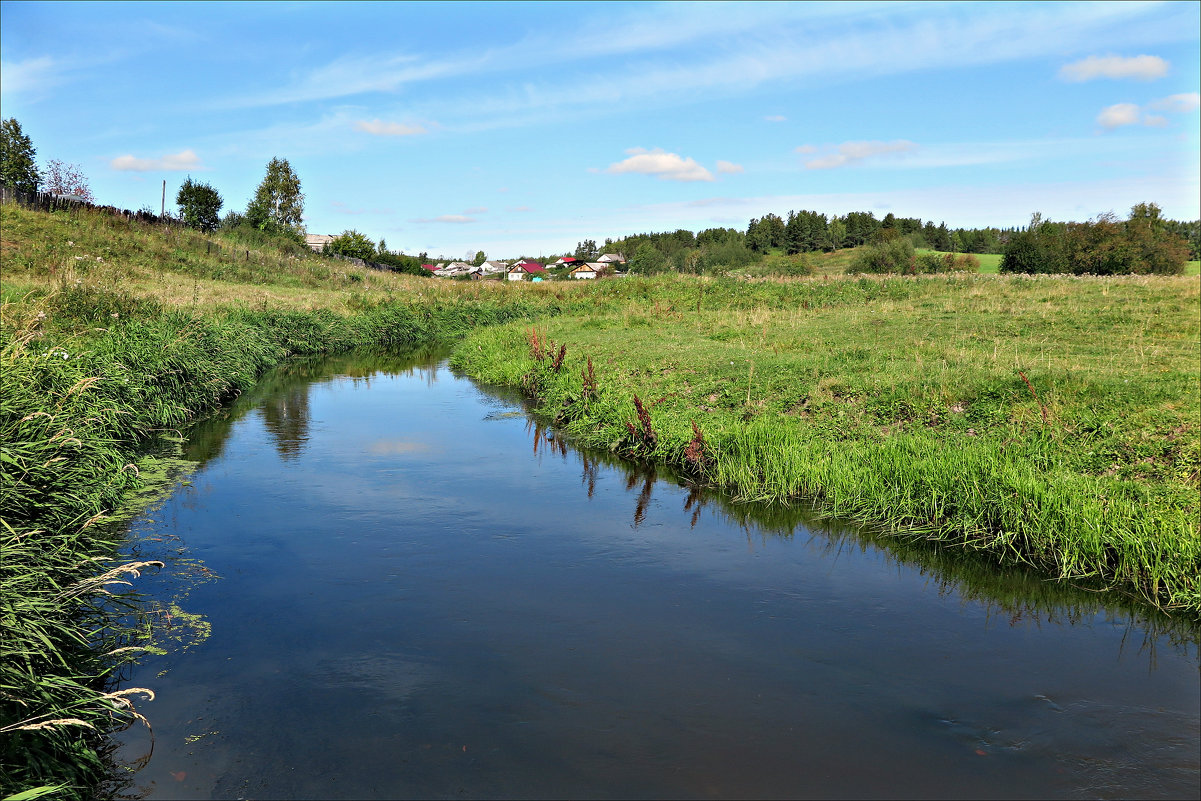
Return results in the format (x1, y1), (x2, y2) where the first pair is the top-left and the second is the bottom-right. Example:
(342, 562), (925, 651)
(2, 202), (1198, 798)
(0, 203), (600, 799)
(450, 272), (1200, 614)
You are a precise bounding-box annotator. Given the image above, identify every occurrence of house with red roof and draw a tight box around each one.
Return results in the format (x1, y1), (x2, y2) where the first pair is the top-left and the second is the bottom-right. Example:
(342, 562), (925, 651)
(507, 260), (547, 281)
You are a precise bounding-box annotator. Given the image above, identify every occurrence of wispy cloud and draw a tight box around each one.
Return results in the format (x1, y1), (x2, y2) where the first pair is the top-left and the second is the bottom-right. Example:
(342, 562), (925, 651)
(1059, 54), (1168, 82)
(110, 149), (204, 171)
(715, 160), (744, 175)
(764, 115), (787, 122)
(354, 119), (429, 136)
(411, 0), (1184, 134)
(1149, 92), (1201, 113)
(412, 214), (477, 224)
(331, 200), (393, 215)
(0, 56), (62, 95)
(604, 147), (715, 182)
(804, 140), (917, 170)
(218, 52), (482, 109)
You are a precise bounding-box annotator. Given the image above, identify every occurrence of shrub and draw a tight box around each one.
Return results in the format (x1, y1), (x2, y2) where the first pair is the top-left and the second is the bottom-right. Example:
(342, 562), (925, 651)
(851, 238), (915, 274)
(326, 230), (376, 261)
(760, 251), (816, 276)
(916, 252), (979, 274)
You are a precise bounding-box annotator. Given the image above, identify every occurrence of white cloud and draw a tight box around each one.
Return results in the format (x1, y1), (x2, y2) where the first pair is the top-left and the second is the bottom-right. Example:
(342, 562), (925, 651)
(1148, 92), (1201, 113)
(110, 149), (204, 172)
(353, 119), (428, 136)
(1059, 54), (1169, 82)
(463, 206), (488, 214)
(604, 147), (714, 182)
(715, 160), (744, 175)
(1097, 103), (1141, 129)
(1096, 93), (1200, 131)
(764, 115), (786, 122)
(804, 140), (917, 169)
(794, 144), (817, 154)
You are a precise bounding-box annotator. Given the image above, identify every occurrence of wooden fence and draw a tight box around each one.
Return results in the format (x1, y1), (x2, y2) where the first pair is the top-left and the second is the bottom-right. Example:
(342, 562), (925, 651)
(0, 184), (183, 228)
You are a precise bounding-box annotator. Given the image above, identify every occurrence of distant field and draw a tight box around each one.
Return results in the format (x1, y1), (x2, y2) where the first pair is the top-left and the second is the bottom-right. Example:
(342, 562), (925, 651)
(807, 247), (1003, 275)
(916, 248), (1002, 273)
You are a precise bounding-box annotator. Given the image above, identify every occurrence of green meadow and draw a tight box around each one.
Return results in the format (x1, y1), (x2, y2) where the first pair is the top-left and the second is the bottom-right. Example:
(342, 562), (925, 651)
(2, 201), (1199, 799)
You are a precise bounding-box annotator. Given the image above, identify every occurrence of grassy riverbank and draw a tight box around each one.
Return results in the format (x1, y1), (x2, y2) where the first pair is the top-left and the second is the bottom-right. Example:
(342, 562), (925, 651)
(0, 203), (594, 799)
(451, 273), (1200, 613)
(2, 201), (1198, 797)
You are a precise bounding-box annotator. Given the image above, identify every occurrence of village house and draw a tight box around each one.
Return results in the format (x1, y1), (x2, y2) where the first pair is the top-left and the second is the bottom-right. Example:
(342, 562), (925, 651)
(569, 263), (599, 279)
(305, 234), (335, 252)
(507, 260), (547, 281)
(597, 253), (626, 264)
(480, 260), (509, 275)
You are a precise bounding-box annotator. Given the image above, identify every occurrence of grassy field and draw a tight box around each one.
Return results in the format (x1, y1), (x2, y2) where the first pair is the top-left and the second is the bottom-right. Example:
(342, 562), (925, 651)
(2, 201), (1199, 798)
(915, 247), (1002, 273)
(452, 272), (1199, 612)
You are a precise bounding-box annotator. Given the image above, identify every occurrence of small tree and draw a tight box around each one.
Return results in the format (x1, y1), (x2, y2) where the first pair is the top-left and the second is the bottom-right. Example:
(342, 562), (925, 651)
(0, 118), (40, 193)
(472, 250), (486, 266)
(176, 176), (223, 232)
(40, 159), (95, 202)
(246, 157), (304, 233)
(628, 242), (666, 274)
(326, 229), (376, 260)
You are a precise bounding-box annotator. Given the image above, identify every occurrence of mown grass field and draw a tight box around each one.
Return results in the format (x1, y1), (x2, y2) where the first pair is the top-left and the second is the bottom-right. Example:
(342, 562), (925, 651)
(2, 201), (1199, 798)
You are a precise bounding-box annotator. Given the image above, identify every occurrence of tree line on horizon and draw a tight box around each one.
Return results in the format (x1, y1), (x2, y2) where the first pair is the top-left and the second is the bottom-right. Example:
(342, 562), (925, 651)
(3, 115), (1197, 276)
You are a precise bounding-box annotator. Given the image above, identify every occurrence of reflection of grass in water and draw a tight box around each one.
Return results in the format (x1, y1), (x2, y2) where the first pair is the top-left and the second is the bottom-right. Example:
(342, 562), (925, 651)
(520, 409), (1199, 659)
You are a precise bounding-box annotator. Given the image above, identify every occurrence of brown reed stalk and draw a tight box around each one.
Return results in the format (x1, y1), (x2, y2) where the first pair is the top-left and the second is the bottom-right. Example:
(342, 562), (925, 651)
(1017, 370), (1049, 426)
(684, 419), (707, 472)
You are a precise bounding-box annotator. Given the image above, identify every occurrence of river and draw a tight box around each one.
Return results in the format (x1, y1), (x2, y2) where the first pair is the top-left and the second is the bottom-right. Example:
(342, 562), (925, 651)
(109, 349), (1200, 799)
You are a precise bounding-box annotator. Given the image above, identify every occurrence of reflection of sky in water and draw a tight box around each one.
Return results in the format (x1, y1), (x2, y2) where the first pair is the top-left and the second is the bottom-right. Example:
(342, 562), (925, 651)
(114, 357), (1200, 800)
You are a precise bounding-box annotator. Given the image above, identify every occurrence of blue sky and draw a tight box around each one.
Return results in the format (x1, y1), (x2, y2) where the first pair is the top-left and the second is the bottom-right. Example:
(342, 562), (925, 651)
(2, 0), (1198, 259)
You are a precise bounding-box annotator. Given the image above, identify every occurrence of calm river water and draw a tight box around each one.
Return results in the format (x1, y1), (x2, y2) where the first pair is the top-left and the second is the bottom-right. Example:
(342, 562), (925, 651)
(111, 349), (1199, 800)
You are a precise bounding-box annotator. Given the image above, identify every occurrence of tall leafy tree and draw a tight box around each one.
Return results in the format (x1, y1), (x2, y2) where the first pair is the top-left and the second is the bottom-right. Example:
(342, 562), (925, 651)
(246, 157), (304, 233)
(176, 176), (223, 232)
(827, 218), (847, 251)
(472, 250), (487, 266)
(0, 118), (40, 193)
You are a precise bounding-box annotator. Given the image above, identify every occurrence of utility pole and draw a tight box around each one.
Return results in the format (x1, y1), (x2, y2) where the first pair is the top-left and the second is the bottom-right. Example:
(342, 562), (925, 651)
(160, 180), (166, 217)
